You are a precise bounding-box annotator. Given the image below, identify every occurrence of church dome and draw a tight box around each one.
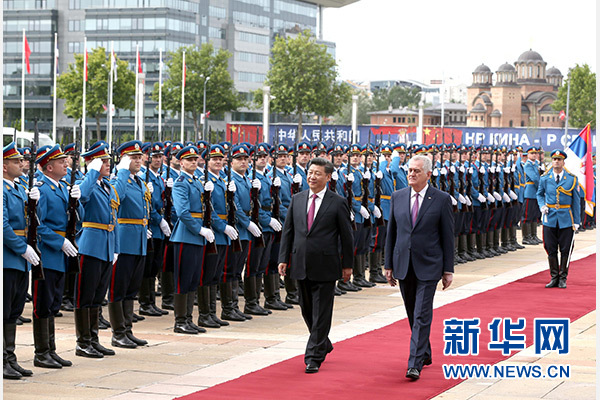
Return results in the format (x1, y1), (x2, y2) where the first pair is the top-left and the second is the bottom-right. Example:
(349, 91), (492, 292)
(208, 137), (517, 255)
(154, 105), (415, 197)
(474, 64), (491, 73)
(517, 49), (544, 63)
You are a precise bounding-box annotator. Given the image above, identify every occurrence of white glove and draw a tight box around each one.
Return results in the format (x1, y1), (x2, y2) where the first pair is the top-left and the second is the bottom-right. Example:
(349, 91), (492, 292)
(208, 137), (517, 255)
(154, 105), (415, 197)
(477, 193), (486, 203)
(69, 184), (81, 199)
(252, 178), (261, 189)
(110, 173), (116, 180)
(272, 177), (281, 187)
(458, 193), (466, 204)
(440, 167), (447, 175)
(401, 164), (408, 172)
(432, 169), (439, 177)
(269, 218), (282, 232)
(502, 193), (510, 202)
(465, 196), (472, 206)
(146, 229), (152, 239)
(573, 224), (580, 230)
(541, 164), (546, 171)
(541, 205), (549, 215)
(29, 186), (40, 201)
(511, 166), (516, 172)
(117, 155), (131, 171)
(61, 238), (78, 257)
(375, 170), (383, 179)
(350, 212), (355, 221)
(450, 166), (456, 174)
(246, 221), (262, 237)
(166, 178), (174, 188)
(459, 166), (465, 173)
(503, 167), (511, 174)
(159, 218), (171, 236)
(489, 166), (495, 174)
(493, 192), (502, 201)
(204, 181), (214, 192)
(113, 253), (119, 264)
(479, 166), (486, 174)
(451, 196), (458, 206)
(363, 170), (371, 180)
(228, 180), (237, 192)
(373, 206), (382, 219)
(21, 245), (40, 265)
(486, 193), (495, 203)
(293, 174), (302, 184)
(89, 158), (103, 172)
(509, 190), (518, 200)
(359, 206), (370, 219)
(224, 225), (239, 240)
(33, 178), (38, 186)
(199, 227), (215, 242)
(468, 167), (474, 174)
(332, 171), (339, 181)
(147, 182), (154, 194)
(347, 173), (355, 182)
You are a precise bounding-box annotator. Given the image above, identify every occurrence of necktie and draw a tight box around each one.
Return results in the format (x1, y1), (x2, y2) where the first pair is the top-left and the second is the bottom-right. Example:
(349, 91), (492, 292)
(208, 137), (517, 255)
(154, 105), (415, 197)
(412, 192), (419, 226)
(556, 174), (560, 184)
(307, 193), (317, 231)
(134, 175), (141, 187)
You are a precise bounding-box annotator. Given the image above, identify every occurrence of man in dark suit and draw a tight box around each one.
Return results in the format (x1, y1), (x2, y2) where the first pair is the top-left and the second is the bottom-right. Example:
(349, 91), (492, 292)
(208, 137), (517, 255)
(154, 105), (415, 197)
(384, 154), (454, 380)
(278, 157), (354, 374)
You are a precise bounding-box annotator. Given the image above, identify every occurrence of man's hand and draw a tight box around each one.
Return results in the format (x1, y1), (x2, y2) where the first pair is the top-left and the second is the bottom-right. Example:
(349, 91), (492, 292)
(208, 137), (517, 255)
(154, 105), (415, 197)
(278, 262), (288, 276)
(385, 269), (397, 287)
(117, 155), (131, 171)
(442, 272), (453, 290)
(346, 173), (354, 182)
(342, 268), (352, 283)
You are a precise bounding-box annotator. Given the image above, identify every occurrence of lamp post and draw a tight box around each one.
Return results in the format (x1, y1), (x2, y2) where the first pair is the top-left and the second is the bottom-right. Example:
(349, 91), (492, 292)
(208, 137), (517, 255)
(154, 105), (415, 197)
(203, 76), (210, 140)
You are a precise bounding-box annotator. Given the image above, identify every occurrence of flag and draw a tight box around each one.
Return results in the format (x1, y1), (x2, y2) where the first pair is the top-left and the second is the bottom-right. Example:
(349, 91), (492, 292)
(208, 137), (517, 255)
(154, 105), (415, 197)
(183, 59), (186, 88)
(54, 37), (59, 75)
(84, 50), (88, 82)
(564, 123), (595, 216)
(137, 48), (142, 73)
(24, 34), (31, 74)
(111, 48), (118, 82)
(559, 110), (566, 121)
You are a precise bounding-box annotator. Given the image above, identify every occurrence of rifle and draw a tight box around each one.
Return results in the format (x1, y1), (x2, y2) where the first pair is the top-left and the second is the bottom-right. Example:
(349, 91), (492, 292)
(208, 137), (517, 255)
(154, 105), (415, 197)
(163, 145), (173, 229)
(270, 132), (282, 244)
(250, 131), (265, 248)
(465, 148), (474, 212)
(345, 165), (357, 231)
(291, 137), (300, 194)
(226, 145), (242, 252)
(145, 149), (155, 258)
(494, 149), (504, 209)
(430, 137), (438, 188)
(508, 147), (518, 207)
(477, 149), (488, 210)
(487, 148), (496, 210)
(439, 143), (448, 193)
(447, 147), (458, 213)
(329, 128), (337, 192)
(203, 128), (218, 254)
(361, 130), (372, 228)
(373, 135), (384, 226)
(28, 119), (44, 281)
(66, 140), (81, 274)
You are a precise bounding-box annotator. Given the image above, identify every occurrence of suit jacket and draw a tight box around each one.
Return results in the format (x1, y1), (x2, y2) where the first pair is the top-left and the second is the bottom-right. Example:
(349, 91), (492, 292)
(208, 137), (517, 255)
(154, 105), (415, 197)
(278, 188), (353, 282)
(384, 186), (454, 281)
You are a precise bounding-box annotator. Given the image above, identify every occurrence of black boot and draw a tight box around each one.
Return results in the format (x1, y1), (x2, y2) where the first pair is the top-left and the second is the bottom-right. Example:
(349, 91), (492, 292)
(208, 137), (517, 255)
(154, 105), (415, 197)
(33, 318), (62, 368)
(368, 251), (387, 283)
(337, 279), (360, 292)
(209, 285), (229, 326)
(123, 299), (148, 346)
(90, 307), (115, 355)
(558, 255), (569, 289)
(108, 302), (137, 348)
(220, 282), (245, 321)
(531, 222), (543, 244)
(485, 231), (499, 256)
(510, 225), (525, 249)
(353, 254), (375, 287)
(459, 235), (476, 261)
(264, 274), (288, 310)
(284, 275), (300, 304)
(74, 308), (103, 358)
(46, 315), (73, 365)
(184, 291), (206, 332)
(98, 307), (110, 329)
(196, 286), (219, 328)
(500, 228), (515, 251)
(139, 278), (162, 316)
(476, 233), (491, 258)
(469, 233), (485, 259)
(4, 322), (31, 377)
(160, 271), (175, 310)
(454, 237), (466, 264)
(231, 280), (252, 320)
(493, 230), (507, 254)
(273, 274), (293, 309)
(173, 293), (198, 334)
(244, 276), (270, 316)
(545, 256), (560, 288)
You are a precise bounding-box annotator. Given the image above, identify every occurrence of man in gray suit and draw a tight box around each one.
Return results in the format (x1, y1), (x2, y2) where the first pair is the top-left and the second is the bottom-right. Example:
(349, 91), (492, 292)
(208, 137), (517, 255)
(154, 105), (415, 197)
(385, 155), (454, 380)
(278, 157), (354, 374)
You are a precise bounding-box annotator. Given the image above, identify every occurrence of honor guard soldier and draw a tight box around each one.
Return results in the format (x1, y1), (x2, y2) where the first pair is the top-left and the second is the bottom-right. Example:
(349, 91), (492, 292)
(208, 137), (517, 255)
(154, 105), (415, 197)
(64, 143), (85, 181)
(169, 145), (214, 334)
(34, 145), (82, 369)
(294, 141), (312, 191)
(537, 150), (580, 288)
(3, 143), (40, 379)
(107, 141), (151, 348)
(389, 143), (408, 191)
(522, 146), (542, 244)
(139, 142), (172, 317)
(73, 144), (120, 358)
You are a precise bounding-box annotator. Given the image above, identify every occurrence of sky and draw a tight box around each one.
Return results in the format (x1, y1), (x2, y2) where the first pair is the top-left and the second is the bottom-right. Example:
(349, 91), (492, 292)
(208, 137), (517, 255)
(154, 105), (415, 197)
(322, 0), (596, 86)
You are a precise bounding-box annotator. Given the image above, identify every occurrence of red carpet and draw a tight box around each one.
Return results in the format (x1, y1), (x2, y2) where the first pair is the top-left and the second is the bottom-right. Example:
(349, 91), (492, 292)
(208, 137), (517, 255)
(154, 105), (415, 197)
(178, 254), (595, 400)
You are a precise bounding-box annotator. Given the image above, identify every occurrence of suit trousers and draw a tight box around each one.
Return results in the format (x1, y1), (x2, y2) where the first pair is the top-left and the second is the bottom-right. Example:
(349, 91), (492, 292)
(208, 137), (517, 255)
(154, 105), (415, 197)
(74, 255), (112, 309)
(222, 240), (249, 283)
(32, 269), (64, 319)
(370, 223), (386, 252)
(399, 260), (437, 370)
(297, 279), (336, 366)
(4, 269), (28, 324)
(108, 254), (145, 302)
(173, 242), (204, 294)
(143, 238), (165, 278)
(201, 245), (227, 287)
(543, 225), (574, 259)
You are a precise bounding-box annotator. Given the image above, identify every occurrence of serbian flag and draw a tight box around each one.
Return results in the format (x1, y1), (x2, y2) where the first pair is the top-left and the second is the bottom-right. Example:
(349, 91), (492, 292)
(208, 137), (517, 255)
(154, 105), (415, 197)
(564, 123), (595, 216)
(137, 47), (142, 73)
(84, 50), (88, 81)
(24, 33), (32, 74)
(182, 58), (186, 87)
(559, 110), (566, 121)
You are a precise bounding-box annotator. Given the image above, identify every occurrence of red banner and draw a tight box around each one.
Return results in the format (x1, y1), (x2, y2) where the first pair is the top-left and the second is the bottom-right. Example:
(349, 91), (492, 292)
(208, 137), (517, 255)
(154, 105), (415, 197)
(227, 124), (261, 145)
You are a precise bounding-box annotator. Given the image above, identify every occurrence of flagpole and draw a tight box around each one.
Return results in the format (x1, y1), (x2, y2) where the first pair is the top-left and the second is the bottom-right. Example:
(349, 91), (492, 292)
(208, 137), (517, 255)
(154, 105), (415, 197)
(21, 29), (26, 136)
(82, 36), (87, 148)
(158, 48), (163, 142)
(563, 72), (571, 148)
(108, 41), (114, 145)
(52, 32), (58, 142)
(134, 44), (139, 141)
(180, 50), (185, 143)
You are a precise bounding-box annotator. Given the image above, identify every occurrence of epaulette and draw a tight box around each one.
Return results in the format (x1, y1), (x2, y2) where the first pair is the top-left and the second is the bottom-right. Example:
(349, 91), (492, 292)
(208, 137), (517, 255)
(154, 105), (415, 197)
(542, 168), (552, 177)
(35, 181), (44, 187)
(176, 175), (186, 183)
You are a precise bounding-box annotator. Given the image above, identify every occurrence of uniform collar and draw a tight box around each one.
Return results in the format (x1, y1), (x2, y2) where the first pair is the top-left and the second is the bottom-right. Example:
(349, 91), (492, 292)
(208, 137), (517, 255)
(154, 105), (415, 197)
(4, 178), (14, 188)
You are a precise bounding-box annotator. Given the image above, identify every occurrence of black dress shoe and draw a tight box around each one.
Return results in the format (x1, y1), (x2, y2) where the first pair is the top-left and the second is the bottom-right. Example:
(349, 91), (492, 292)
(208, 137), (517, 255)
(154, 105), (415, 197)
(285, 295), (300, 305)
(406, 367), (420, 380)
(152, 304), (169, 315)
(139, 305), (162, 316)
(161, 301), (174, 310)
(174, 322), (198, 334)
(18, 315), (31, 323)
(422, 357), (432, 366)
(305, 362), (320, 374)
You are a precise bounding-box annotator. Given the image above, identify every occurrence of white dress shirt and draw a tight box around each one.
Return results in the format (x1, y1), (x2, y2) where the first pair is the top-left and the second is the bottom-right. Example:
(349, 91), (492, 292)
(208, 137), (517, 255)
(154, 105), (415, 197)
(410, 184), (429, 215)
(306, 186), (327, 223)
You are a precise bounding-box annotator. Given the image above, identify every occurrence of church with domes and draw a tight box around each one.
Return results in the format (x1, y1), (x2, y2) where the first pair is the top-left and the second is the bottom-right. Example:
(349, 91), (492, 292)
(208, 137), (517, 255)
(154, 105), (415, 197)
(467, 49), (564, 128)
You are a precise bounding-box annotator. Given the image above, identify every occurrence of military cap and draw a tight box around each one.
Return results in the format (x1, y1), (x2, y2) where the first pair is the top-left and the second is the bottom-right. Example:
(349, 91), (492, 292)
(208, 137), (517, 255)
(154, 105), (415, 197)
(36, 144), (67, 168)
(176, 145), (200, 160)
(231, 144), (249, 158)
(117, 140), (144, 156)
(82, 144), (110, 162)
(4, 142), (23, 160)
(550, 149), (567, 159)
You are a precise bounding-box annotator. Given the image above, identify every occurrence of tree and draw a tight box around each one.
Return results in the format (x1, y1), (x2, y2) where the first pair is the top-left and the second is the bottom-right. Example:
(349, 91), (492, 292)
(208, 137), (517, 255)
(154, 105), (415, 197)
(331, 90), (374, 125)
(57, 47), (135, 141)
(371, 85), (421, 111)
(253, 30), (351, 140)
(552, 64), (596, 129)
(153, 43), (242, 137)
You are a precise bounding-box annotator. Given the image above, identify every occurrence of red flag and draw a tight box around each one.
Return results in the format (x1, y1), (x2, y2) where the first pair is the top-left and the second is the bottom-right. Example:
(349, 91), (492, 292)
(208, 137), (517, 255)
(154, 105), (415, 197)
(24, 34), (31, 74)
(137, 49), (142, 73)
(559, 110), (566, 121)
(205, 111), (210, 119)
(183, 60), (186, 88)
(84, 50), (88, 82)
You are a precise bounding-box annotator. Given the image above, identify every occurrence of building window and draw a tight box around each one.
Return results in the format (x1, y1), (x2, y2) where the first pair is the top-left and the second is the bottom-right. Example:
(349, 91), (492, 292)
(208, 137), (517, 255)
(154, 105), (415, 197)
(393, 117), (396, 123)
(509, 120), (513, 127)
(69, 0), (80, 8)
(68, 20), (81, 31)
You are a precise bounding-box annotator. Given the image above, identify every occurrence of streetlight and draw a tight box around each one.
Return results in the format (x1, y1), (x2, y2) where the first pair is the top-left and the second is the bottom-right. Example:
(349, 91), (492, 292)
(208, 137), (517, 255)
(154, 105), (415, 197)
(203, 76), (210, 141)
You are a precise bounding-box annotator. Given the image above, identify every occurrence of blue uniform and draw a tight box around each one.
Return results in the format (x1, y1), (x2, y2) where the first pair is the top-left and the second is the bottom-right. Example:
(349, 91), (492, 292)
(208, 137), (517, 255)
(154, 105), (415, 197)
(537, 170), (581, 229)
(140, 169), (166, 241)
(3, 180), (29, 272)
(231, 171), (253, 242)
(206, 171), (231, 246)
(170, 172), (207, 246)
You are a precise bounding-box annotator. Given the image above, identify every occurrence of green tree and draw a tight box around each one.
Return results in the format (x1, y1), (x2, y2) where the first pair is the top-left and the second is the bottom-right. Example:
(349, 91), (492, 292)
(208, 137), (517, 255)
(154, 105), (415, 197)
(154, 43), (242, 137)
(552, 63), (596, 129)
(253, 30), (351, 140)
(57, 47), (135, 141)
(332, 90), (374, 125)
(371, 85), (421, 111)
